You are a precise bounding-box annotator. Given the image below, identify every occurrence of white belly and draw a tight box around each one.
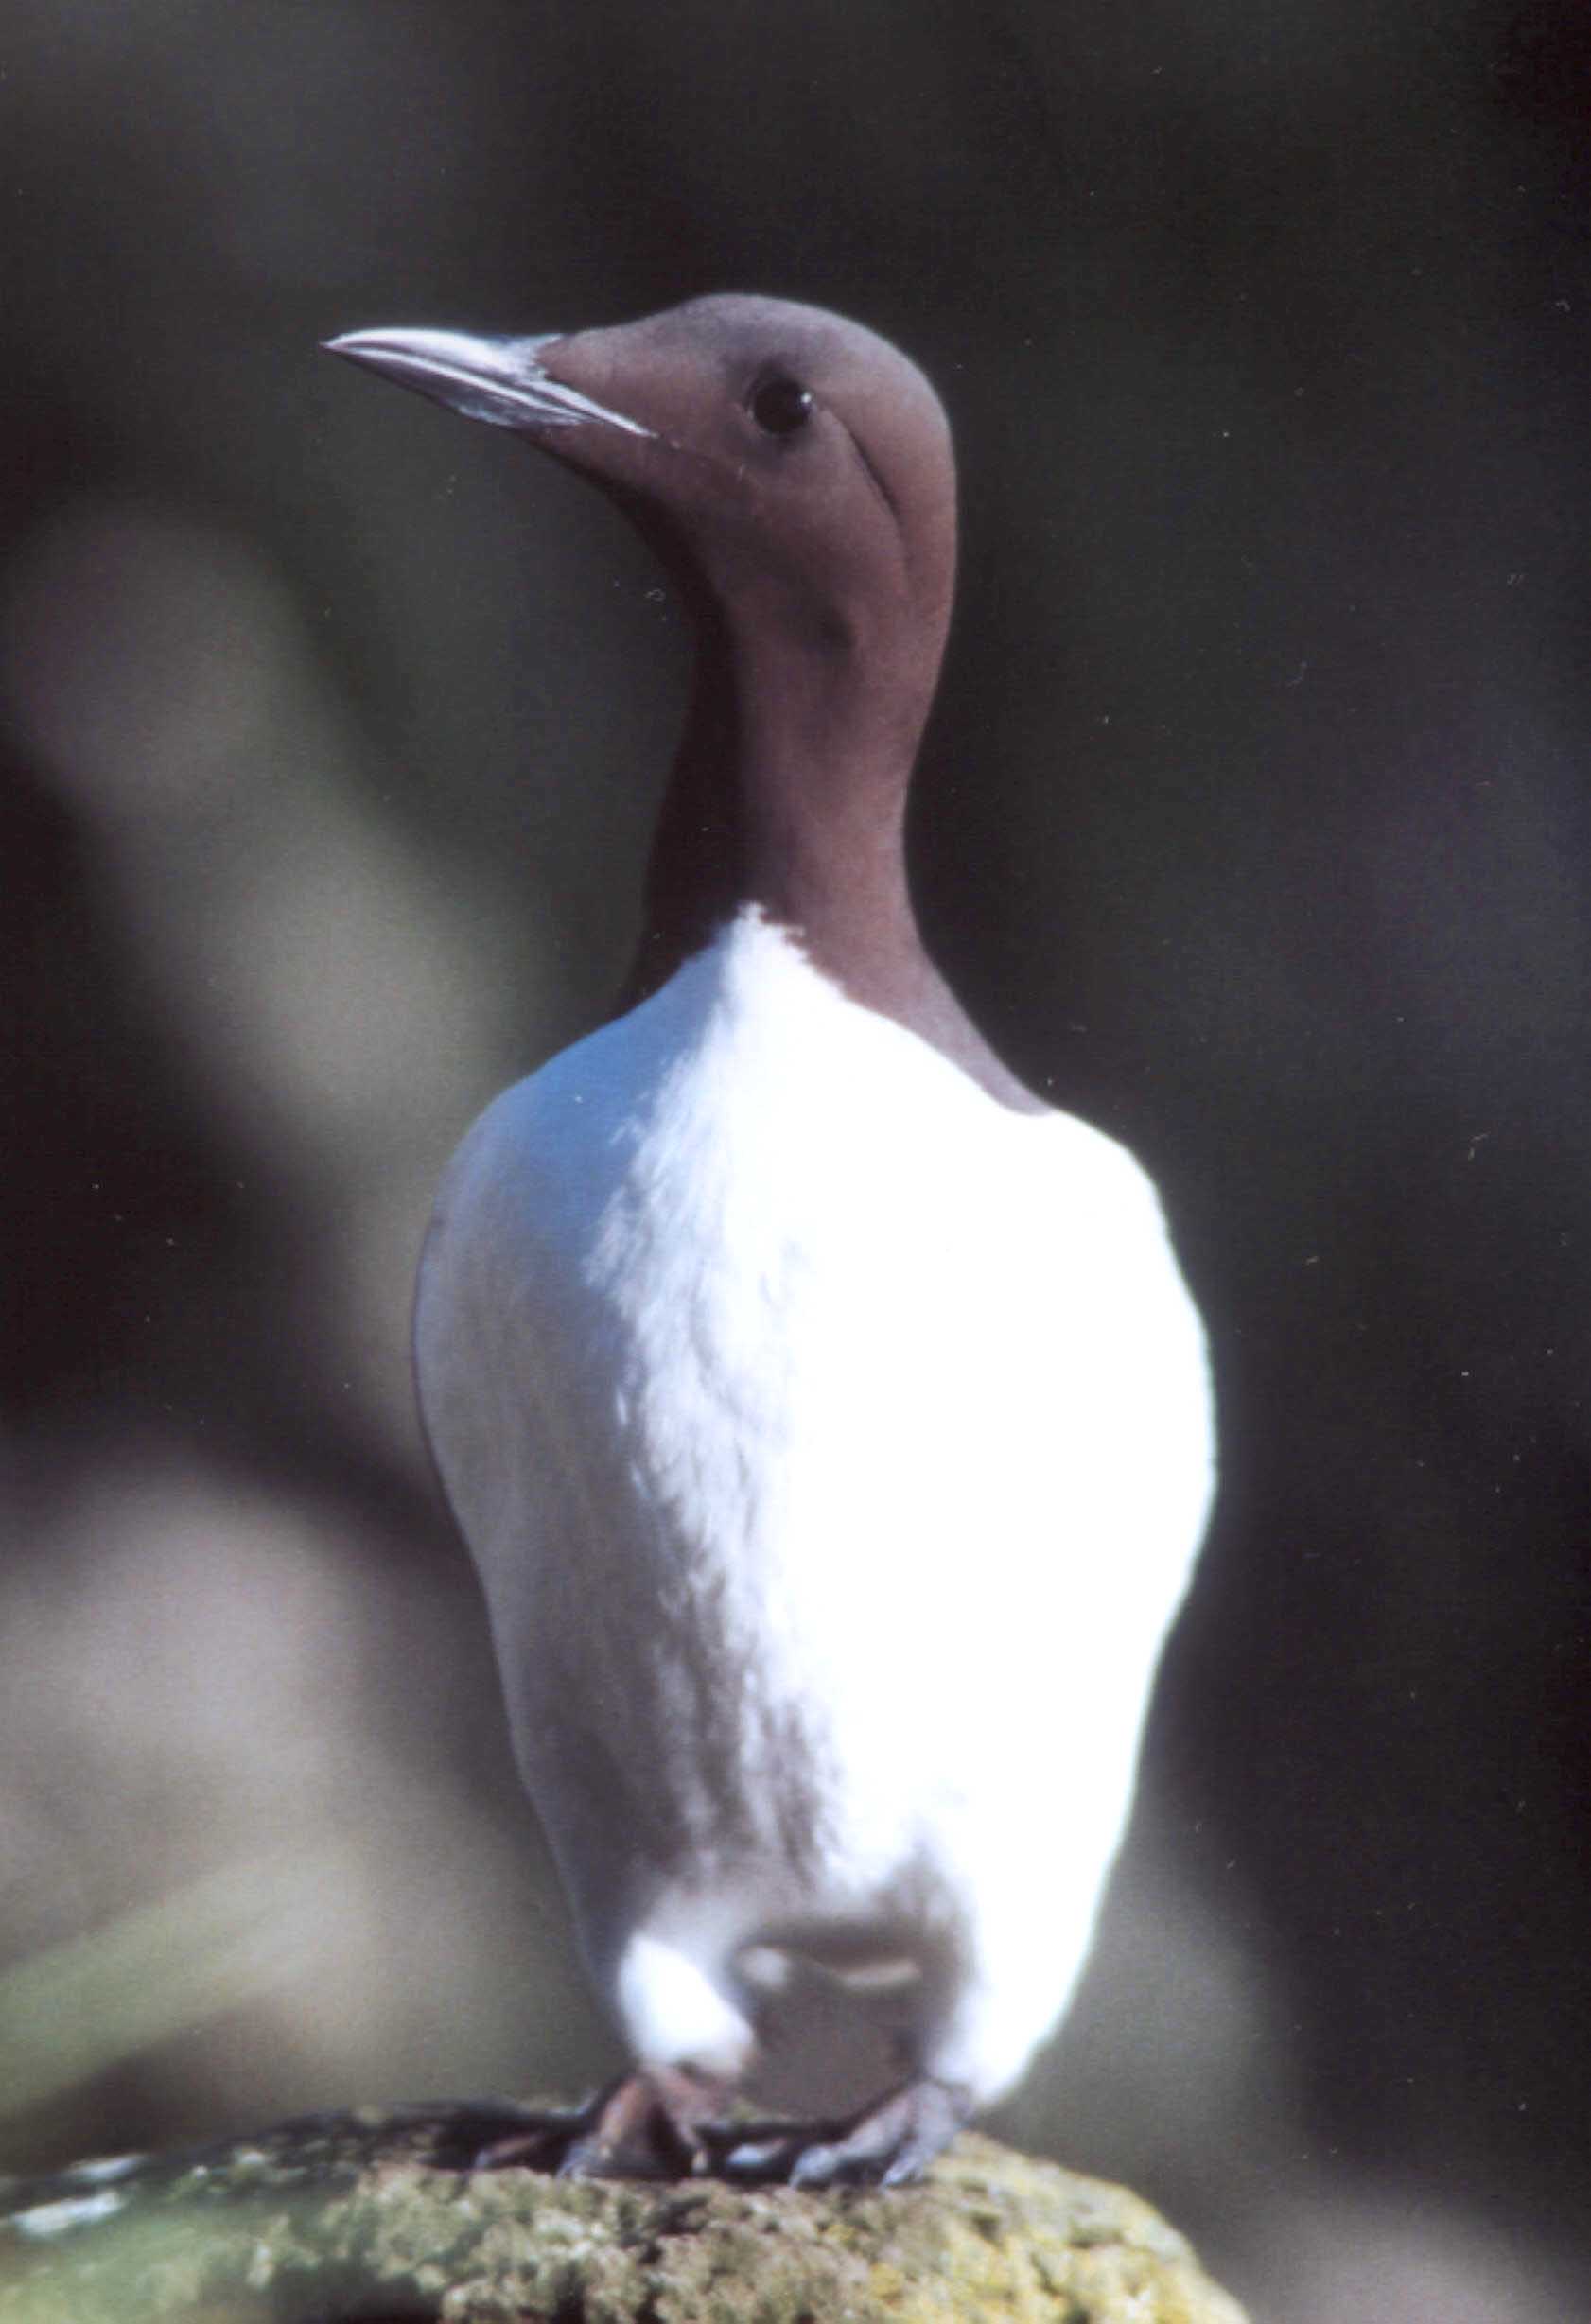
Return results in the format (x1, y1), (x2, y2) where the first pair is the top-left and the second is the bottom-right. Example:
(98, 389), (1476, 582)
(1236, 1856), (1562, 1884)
(416, 910), (1214, 2093)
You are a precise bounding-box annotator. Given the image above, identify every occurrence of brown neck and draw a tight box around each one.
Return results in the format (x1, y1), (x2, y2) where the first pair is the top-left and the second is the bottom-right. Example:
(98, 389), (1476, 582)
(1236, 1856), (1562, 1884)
(615, 569), (1043, 1115)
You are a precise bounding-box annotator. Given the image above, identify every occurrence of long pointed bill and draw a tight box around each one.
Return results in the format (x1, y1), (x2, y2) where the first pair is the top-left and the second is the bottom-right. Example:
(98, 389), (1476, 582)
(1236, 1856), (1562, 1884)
(323, 326), (654, 438)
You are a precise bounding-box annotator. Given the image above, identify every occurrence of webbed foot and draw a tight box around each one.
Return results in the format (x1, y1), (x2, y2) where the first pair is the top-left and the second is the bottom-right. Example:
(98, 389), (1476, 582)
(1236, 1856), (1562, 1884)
(472, 2066), (730, 2180)
(717, 2074), (970, 2188)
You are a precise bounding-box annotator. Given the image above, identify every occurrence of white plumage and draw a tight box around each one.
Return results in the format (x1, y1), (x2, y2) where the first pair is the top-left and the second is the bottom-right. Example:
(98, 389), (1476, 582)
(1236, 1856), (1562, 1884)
(416, 905), (1213, 2113)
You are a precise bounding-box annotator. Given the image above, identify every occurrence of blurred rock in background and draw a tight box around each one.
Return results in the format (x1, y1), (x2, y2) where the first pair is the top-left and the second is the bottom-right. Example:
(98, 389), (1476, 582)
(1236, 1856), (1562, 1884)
(3, 4), (1589, 2317)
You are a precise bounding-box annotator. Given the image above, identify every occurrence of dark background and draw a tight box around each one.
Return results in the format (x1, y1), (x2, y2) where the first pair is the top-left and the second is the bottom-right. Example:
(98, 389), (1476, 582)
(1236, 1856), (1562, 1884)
(4, 3), (1589, 2315)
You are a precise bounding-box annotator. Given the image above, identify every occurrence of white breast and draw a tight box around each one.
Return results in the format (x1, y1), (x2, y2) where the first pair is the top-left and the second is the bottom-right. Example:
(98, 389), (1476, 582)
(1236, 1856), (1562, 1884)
(416, 908), (1214, 2099)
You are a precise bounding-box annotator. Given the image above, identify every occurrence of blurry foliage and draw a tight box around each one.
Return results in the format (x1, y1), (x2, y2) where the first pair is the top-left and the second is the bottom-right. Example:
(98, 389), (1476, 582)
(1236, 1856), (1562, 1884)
(2, 2), (1590, 2316)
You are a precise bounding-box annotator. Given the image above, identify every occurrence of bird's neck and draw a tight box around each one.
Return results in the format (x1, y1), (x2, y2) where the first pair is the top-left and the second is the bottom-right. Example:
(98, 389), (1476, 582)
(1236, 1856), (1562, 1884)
(615, 577), (1043, 1113)
(742, 622), (928, 951)
(619, 597), (925, 1008)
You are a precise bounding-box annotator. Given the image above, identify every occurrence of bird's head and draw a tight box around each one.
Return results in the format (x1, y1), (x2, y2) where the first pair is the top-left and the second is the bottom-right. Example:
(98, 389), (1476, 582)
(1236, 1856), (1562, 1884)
(326, 294), (956, 681)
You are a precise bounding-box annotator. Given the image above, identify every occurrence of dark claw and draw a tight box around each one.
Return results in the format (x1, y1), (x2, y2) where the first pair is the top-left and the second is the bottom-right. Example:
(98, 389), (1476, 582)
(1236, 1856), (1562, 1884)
(462, 2071), (969, 2188)
(784, 2077), (969, 2188)
(471, 2106), (597, 2174)
(714, 2076), (970, 2189)
(469, 2069), (726, 2180)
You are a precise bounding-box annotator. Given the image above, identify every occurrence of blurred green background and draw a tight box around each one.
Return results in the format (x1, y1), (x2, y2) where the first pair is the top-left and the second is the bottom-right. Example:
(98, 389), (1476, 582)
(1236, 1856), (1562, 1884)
(4, 2), (1589, 2315)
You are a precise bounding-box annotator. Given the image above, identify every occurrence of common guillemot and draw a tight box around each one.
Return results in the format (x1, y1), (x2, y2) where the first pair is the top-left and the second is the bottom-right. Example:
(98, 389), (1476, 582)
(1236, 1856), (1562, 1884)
(327, 295), (1215, 2186)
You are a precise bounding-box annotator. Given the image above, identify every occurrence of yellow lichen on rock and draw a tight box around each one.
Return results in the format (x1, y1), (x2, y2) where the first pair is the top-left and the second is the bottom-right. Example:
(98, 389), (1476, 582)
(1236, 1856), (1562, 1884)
(0, 2106), (1246, 2323)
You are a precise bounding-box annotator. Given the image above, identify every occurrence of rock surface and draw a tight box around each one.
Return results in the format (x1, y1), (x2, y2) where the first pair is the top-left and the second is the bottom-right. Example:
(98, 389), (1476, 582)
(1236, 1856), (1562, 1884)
(0, 2101), (1248, 2322)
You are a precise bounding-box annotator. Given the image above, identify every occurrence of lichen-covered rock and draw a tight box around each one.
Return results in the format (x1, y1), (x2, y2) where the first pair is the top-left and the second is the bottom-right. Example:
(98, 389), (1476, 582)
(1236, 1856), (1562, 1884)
(0, 2101), (1247, 2322)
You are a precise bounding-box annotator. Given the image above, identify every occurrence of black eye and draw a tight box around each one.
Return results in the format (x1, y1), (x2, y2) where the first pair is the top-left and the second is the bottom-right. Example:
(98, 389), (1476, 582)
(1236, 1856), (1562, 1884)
(750, 376), (813, 438)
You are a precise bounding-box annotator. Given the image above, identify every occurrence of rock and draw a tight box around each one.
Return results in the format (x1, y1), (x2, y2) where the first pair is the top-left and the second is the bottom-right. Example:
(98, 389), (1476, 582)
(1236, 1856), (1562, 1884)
(0, 2101), (1247, 2322)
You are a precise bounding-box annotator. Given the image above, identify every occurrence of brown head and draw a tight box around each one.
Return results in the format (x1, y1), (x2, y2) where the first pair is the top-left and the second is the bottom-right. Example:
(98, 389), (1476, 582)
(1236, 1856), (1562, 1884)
(329, 295), (1039, 1109)
(328, 294), (954, 703)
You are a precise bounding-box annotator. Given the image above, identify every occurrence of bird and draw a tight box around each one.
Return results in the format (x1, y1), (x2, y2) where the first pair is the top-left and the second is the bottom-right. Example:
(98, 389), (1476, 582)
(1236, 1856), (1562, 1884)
(325, 294), (1215, 2188)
